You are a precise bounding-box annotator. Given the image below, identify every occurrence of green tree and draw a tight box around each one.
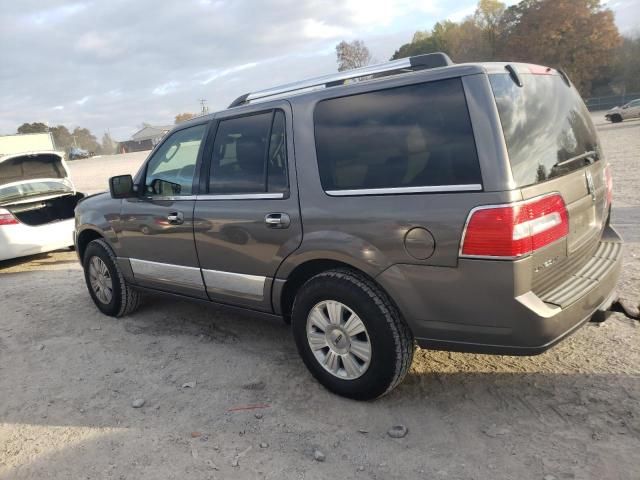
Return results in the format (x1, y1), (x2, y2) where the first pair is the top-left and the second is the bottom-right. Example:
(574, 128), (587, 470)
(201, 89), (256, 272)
(50, 125), (73, 152)
(71, 127), (101, 154)
(17, 122), (48, 134)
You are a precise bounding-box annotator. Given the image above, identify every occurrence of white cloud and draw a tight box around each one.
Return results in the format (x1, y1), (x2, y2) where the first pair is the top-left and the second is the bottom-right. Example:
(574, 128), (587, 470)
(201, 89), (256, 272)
(75, 96), (90, 105)
(303, 19), (351, 39)
(199, 62), (259, 85)
(152, 81), (180, 96)
(52, 105), (64, 110)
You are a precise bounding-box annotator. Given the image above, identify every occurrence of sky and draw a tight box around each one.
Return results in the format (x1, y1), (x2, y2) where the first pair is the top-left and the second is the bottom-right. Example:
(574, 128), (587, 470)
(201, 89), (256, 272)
(0, 0), (638, 142)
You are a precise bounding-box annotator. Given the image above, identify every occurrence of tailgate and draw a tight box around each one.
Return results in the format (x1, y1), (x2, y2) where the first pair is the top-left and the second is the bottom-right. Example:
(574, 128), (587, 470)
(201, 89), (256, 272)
(522, 162), (609, 297)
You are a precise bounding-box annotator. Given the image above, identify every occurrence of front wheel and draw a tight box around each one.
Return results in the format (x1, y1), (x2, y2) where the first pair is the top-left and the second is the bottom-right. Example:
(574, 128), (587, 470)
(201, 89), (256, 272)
(82, 239), (141, 317)
(291, 269), (414, 400)
(611, 114), (623, 123)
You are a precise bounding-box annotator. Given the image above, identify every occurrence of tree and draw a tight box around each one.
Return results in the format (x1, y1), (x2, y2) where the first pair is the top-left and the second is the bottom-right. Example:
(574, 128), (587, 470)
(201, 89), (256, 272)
(175, 112), (196, 124)
(71, 127), (101, 154)
(473, 0), (506, 58)
(101, 132), (116, 155)
(498, 0), (620, 95)
(49, 125), (73, 152)
(17, 122), (48, 134)
(336, 40), (373, 71)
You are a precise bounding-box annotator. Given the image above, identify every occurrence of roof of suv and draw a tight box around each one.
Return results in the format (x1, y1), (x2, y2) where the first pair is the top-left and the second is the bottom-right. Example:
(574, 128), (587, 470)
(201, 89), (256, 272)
(177, 54), (561, 130)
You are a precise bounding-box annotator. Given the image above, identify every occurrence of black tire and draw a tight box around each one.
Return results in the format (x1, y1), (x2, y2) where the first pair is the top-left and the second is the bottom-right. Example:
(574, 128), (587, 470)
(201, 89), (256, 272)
(611, 114), (622, 123)
(82, 238), (141, 317)
(291, 268), (414, 400)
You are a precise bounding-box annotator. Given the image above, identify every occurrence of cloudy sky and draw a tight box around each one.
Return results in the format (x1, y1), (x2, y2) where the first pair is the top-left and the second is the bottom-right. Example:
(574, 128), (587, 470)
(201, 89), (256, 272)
(0, 0), (637, 141)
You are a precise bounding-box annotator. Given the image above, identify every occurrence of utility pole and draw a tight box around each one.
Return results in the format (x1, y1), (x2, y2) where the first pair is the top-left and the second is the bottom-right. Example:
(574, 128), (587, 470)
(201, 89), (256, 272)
(199, 98), (209, 115)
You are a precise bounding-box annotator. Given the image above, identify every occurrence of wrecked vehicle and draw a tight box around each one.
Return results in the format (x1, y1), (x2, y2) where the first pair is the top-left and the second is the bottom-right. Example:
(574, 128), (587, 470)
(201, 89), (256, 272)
(0, 151), (84, 261)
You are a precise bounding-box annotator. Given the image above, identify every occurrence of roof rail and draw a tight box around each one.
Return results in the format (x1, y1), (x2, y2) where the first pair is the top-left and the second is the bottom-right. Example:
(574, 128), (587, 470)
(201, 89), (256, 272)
(228, 52), (453, 108)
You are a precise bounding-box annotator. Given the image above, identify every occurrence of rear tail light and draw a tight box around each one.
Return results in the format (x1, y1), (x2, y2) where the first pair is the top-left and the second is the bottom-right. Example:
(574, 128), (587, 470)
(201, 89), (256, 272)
(604, 163), (613, 206)
(460, 193), (569, 259)
(0, 208), (18, 226)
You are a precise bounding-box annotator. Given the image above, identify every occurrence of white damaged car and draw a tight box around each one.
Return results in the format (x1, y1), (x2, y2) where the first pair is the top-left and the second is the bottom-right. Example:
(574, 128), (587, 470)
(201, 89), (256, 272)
(0, 151), (84, 261)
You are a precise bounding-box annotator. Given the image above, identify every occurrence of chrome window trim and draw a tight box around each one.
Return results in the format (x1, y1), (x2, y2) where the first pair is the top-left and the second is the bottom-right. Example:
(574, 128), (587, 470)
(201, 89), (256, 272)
(325, 184), (482, 197)
(140, 195), (198, 201)
(129, 258), (204, 288)
(201, 268), (266, 299)
(196, 193), (285, 200)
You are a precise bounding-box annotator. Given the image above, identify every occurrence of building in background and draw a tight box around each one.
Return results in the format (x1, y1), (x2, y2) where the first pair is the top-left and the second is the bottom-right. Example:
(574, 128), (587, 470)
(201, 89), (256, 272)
(117, 124), (171, 153)
(0, 132), (55, 155)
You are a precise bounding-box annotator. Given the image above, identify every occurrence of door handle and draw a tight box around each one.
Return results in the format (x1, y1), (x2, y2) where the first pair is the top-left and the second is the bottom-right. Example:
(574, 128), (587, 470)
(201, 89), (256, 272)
(167, 211), (184, 225)
(265, 213), (290, 228)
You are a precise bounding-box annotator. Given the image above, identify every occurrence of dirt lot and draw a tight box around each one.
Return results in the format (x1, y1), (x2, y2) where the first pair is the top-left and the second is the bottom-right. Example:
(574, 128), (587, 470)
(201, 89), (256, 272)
(1, 115), (639, 479)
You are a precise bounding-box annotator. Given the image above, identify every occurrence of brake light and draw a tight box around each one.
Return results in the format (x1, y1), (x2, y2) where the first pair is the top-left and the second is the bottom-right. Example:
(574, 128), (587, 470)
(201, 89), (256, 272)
(604, 164), (613, 206)
(528, 65), (554, 75)
(460, 193), (569, 258)
(0, 208), (18, 225)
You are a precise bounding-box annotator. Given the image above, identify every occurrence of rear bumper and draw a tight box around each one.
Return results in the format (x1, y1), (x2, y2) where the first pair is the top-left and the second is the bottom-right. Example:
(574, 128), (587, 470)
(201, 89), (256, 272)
(376, 225), (623, 355)
(0, 218), (75, 262)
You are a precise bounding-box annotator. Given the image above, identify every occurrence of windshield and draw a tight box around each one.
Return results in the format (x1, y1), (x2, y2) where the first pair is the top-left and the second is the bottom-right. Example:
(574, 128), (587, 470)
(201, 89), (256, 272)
(490, 73), (599, 187)
(0, 179), (73, 203)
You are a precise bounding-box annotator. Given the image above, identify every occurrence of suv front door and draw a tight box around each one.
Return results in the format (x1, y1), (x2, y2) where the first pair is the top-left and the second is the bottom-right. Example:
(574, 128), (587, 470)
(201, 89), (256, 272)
(119, 122), (209, 299)
(194, 106), (302, 311)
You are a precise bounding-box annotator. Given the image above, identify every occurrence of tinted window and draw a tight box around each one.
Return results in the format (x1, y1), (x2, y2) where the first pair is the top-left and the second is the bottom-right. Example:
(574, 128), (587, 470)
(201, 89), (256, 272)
(145, 124), (206, 196)
(314, 78), (481, 192)
(490, 73), (599, 187)
(209, 111), (288, 194)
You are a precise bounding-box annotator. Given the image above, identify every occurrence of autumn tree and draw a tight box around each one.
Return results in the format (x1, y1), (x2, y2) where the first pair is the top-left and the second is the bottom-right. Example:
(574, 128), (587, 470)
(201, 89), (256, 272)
(498, 0), (620, 95)
(473, 0), (506, 58)
(175, 112), (196, 124)
(336, 40), (373, 71)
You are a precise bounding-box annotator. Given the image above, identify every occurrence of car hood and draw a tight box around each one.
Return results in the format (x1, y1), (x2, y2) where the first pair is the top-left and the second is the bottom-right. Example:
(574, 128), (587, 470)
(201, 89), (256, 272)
(0, 151), (70, 186)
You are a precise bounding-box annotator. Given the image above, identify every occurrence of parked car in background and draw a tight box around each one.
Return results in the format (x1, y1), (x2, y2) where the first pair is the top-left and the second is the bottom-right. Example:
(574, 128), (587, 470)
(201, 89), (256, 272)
(68, 147), (91, 160)
(0, 151), (84, 261)
(605, 99), (640, 123)
(75, 54), (623, 400)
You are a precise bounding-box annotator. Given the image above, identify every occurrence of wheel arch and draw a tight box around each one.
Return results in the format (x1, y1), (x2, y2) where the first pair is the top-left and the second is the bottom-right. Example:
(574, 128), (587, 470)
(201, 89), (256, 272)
(76, 227), (106, 261)
(275, 257), (397, 321)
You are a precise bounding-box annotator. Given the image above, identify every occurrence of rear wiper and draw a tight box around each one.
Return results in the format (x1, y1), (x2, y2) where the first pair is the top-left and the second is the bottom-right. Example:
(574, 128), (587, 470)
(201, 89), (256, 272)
(555, 150), (598, 167)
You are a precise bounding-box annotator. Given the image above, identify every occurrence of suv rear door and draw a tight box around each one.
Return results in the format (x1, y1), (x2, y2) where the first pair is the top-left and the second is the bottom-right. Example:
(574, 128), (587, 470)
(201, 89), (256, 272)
(194, 104), (302, 311)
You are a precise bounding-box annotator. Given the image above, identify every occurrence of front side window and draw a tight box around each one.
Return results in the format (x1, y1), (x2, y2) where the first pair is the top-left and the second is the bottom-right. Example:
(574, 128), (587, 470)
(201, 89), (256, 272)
(144, 124), (207, 196)
(209, 110), (288, 194)
(314, 78), (481, 192)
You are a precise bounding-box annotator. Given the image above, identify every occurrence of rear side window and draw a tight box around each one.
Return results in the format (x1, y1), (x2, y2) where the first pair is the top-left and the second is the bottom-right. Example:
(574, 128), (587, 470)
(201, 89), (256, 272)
(490, 73), (599, 187)
(314, 78), (481, 193)
(209, 110), (288, 194)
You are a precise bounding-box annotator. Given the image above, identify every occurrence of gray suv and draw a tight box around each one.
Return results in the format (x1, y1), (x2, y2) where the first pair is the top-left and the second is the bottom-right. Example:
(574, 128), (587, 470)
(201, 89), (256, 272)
(75, 54), (623, 400)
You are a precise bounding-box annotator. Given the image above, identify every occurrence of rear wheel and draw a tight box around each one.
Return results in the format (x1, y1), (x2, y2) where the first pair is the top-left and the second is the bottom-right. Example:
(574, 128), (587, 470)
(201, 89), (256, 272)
(82, 239), (141, 317)
(291, 269), (414, 400)
(611, 114), (622, 123)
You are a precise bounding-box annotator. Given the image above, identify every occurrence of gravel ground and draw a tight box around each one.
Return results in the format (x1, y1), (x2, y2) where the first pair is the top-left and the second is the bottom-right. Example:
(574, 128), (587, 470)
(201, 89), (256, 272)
(0, 115), (639, 479)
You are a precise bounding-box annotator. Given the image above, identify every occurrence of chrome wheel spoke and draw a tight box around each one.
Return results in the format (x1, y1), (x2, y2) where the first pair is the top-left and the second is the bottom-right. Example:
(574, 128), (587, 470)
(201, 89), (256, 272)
(326, 301), (343, 325)
(306, 300), (372, 381)
(88, 256), (114, 305)
(344, 314), (366, 337)
(308, 309), (329, 332)
(308, 331), (328, 351)
(350, 339), (371, 362)
(323, 350), (340, 374)
(341, 353), (361, 378)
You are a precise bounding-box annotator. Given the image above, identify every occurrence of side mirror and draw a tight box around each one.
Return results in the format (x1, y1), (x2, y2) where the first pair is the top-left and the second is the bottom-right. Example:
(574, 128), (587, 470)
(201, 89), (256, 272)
(150, 178), (182, 196)
(109, 175), (135, 199)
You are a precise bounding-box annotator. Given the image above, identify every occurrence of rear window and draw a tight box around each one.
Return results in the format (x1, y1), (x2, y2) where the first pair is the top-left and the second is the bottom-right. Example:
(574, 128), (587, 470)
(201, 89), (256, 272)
(490, 73), (599, 188)
(314, 78), (482, 193)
